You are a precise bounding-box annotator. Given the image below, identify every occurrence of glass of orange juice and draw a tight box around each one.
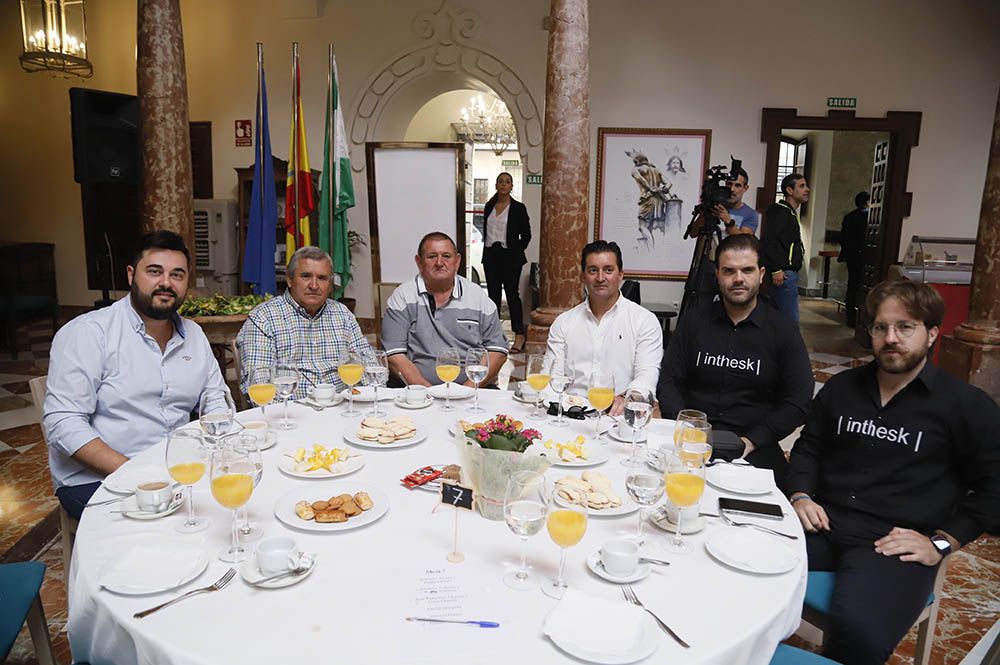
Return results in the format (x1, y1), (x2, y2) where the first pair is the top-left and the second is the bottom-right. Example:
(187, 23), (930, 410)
(247, 366), (276, 415)
(673, 409), (707, 447)
(663, 450), (706, 554)
(543, 487), (588, 599)
(210, 446), (256, 563)
(166, 429), (209, 534)
(338, 351), (365, 417)
(679, 423), (713, 466)
(587, 368), (615, 441)
(525, 354), (551, 418)
(435, 347), (462, 412)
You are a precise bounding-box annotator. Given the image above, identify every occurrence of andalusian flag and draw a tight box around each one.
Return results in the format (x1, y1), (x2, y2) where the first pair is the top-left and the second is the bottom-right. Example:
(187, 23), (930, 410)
(284, 53), (315, 256)
(318, 50), (356, 299)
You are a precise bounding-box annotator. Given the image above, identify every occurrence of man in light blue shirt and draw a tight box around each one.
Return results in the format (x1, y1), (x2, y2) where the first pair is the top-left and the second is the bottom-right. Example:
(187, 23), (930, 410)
(43, 231), (228, 519)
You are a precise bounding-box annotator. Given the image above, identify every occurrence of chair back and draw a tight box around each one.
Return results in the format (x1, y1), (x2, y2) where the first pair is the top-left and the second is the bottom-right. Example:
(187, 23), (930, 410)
(621, 279), (641, 304)
(28, 376), (46, 420)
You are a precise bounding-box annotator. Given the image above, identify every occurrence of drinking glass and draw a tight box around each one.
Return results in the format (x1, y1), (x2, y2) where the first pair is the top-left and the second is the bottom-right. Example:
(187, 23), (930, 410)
(466, 347), (489, 414)
(363, 350), (390, 417)
(679, 423), (713, 466)
(166, 429), (210, 534)
(548, 357), (572, 428)
(502, 471), (547, 590)
(246, 366), (276, 416)
(199, 389), (236, 450)
(338, 351), (365, 417)
(663, 450), (706, 554)
(673, 409), (708, 447)
(587, 368), (615, 441)
(231, 433), (264, 542)
(210, 446), (256, 563)
(273, 364), (299, 430)
(625, 471), (665, 544)
(622, 391), (653, 467)
(543, 487), (588, 599)
(525, 354), (551, 418)
(435, 348), (462, 412)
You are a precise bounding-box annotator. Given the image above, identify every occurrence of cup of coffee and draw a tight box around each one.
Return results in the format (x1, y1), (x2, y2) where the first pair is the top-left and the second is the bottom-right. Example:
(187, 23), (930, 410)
(518, 381), (538, 402)
(665, 502), (698, 527)
(256, 537), (299, 576)
(601, 538), (639, 576)
(405, 385), (428, 405)
(243, 420), (268, 446)
(135, 480), (173, 513)
(310, 383), (337, 405)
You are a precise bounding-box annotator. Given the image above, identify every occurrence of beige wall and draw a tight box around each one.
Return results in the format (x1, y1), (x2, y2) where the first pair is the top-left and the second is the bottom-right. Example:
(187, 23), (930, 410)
(2, 0), (998, 313)
(801, 131), (834, 291)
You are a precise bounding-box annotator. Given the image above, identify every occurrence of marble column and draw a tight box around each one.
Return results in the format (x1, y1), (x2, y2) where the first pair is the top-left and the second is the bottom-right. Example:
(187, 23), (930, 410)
(526, 0), (590, 354)
(137, 0), (194, 256)
(940, 88), (1000, 401)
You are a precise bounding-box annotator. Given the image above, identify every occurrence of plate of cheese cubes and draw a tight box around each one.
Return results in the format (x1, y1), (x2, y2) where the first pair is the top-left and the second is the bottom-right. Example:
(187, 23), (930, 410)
(278, 444), (365, 479)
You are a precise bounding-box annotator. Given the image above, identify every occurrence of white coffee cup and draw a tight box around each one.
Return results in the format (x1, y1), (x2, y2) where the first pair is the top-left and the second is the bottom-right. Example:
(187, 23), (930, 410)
(135, 480), (173, 513)
(601, 538), (640, 576)
(405, 385), (428, 404)
(665, 502), (699, 526)
(518, 381), (538, 401)
(310, 383), (336, 405)
(243, 420), (268, 445)
(256, 537), (300, 576)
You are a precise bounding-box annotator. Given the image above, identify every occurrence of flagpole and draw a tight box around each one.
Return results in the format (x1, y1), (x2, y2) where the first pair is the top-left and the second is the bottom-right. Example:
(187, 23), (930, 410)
(256, 42), (265, 292)
(327, 44), (335, 256)
(291, 42), (300, 250)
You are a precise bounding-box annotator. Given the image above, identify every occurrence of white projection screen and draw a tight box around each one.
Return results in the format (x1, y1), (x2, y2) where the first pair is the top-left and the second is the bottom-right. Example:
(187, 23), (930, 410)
(367, 143), (466, 284)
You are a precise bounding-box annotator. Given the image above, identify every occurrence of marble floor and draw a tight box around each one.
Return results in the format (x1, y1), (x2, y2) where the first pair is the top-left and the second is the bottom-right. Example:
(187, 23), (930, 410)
(3, 300), (997, 665)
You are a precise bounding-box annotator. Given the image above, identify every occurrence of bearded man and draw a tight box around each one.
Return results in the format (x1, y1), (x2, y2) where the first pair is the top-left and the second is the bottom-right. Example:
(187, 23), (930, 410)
(43, 230), (229, 518)
(657, 233), (813, 488)
(786, 279), (1000, 665)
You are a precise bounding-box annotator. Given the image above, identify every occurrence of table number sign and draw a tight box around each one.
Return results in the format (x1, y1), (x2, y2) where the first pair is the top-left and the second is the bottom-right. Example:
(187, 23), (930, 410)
(441, 481), (474, 563)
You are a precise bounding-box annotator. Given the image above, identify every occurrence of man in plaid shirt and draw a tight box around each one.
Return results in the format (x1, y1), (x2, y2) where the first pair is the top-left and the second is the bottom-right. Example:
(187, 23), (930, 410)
(237, 246), (376, 400)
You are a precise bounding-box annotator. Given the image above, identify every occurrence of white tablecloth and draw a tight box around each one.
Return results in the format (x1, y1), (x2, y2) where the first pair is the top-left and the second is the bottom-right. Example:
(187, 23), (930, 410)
(68, 389), (806, 665)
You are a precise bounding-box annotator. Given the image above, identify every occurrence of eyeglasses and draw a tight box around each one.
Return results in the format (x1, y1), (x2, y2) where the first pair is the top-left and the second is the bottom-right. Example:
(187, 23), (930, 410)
(868, 321), (924, 338)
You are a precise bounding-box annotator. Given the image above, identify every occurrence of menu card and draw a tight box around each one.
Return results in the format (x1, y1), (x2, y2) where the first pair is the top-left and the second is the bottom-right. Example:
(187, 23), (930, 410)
(410, 565), (471, 619)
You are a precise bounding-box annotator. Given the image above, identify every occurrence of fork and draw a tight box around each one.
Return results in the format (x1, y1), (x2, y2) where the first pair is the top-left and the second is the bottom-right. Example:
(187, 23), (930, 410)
(622, 584), (690, 648)
(719, 510), (798, 540)
(133, 568), (236, 619)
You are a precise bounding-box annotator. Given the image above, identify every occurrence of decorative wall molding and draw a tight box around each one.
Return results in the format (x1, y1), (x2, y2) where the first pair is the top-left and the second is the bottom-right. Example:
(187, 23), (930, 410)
(347, 0), (543, 174)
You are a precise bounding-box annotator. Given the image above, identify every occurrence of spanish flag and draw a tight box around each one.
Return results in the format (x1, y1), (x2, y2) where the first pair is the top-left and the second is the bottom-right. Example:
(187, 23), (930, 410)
(284, 52), (315, 256)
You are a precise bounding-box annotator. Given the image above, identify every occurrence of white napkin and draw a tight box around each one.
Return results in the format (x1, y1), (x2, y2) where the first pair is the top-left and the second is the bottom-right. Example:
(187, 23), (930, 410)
(714, 465), (773, 493)
(100, 543), (204, 591)
(709, 529), (799, 573)
(543, 587), (645, 656)
(428, 383), (474, 399)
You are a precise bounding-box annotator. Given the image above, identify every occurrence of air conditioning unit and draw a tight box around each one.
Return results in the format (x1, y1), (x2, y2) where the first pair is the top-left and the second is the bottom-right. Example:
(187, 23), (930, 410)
(192, 199), (238, 295)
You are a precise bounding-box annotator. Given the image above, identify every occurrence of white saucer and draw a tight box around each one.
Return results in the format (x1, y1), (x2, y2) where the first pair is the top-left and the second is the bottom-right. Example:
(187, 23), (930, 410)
(301, 395), (343, 409)
(607, 428), (648, 444)
(117, 492), (184, 520)
(585, 551), (651, 584)
(548, 611), (659, 664)
(650, 511), (707, 534)
(393, 395), (433, 410)
(427, 383), (475, 400)
(240, 553), (315, 588)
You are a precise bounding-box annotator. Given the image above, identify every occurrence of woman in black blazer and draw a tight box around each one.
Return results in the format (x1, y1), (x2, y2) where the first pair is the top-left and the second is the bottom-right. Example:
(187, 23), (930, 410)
(482, 172), (531, 352)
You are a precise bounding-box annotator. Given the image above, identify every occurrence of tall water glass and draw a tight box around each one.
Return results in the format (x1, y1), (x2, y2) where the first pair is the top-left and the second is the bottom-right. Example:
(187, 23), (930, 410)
(166, 429), (209, 533)
(466, 347), (489, 414)
(548, 357), (573, 428)
(622, 391), (653, 467)
(273, 364), (299, 430)
(199, 389), (235, 450)
(364, 350), (390, 417)
(502, 471), (547, 590)
(625, 471), (664, 544)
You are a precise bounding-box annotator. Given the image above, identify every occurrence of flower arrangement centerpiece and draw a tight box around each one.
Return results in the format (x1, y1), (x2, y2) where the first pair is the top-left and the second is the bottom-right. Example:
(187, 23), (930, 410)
(454, 414), (551, 520)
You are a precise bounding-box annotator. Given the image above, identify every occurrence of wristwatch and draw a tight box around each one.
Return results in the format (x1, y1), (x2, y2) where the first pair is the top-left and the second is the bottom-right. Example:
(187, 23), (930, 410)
(930, 534), (952, 558)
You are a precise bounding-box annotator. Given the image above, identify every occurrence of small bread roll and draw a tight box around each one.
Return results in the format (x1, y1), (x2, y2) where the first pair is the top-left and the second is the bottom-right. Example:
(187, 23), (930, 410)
(340, 499), (361, 516)
(311, 500), (330, 511)
(353, 491), (373, 511)
(295, 501), (315, 520)
(337, 494), (353, 503)
(315, 509), (347, 523)
(327, 496), (345, 509)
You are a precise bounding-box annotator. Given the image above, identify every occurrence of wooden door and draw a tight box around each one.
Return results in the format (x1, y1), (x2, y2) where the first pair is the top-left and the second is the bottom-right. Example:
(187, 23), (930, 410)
(856, 139), (890, 338)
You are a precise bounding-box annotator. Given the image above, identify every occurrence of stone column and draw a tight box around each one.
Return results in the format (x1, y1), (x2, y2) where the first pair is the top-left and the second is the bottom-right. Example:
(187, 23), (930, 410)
(137, 0), (194, 257)
(940, 88), (1000, 401)
(526, 0), (590, 354)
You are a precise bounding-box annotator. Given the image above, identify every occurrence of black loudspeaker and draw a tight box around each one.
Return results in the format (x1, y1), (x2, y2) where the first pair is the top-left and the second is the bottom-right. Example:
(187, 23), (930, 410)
(69, 88), (141, 184)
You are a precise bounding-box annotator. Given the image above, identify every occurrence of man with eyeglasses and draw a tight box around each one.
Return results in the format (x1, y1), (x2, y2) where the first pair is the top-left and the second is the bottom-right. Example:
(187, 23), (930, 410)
(786, 280), (1000, 665)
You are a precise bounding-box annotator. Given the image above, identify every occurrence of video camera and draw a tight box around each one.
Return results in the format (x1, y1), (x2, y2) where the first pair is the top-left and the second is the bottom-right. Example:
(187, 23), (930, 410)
(685, 156), (743, 239)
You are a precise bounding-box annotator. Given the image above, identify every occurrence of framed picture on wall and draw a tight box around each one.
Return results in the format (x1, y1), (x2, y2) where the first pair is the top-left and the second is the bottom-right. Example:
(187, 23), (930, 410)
(594, 127), (712, 280)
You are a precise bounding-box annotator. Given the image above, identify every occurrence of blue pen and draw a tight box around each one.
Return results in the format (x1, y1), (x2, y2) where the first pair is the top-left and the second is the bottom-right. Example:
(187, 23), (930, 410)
(406, 617), (500, 628)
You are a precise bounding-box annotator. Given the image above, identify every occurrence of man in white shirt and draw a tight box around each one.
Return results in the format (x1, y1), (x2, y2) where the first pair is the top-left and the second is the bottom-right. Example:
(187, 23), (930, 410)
(543, 240), (662, 415)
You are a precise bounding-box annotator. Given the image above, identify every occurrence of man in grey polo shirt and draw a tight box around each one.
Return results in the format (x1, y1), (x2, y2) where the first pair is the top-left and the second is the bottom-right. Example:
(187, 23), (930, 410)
(382, 232), (508, 386)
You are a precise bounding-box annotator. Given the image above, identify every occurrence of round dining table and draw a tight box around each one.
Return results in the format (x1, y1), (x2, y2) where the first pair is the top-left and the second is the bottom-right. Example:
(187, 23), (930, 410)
(68, 387), (806, 665)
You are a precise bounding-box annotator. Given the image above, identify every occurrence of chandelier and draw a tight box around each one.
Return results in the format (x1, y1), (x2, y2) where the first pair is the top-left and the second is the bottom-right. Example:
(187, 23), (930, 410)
(459, 94), (517, 156)
(19, 0), (93, 78)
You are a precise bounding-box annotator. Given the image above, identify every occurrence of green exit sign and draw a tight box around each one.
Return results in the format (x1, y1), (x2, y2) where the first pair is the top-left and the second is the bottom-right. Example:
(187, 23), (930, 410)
(827, 97), (857, 109)
(501, 159), (520, 166)
(526, 174), (542, 185)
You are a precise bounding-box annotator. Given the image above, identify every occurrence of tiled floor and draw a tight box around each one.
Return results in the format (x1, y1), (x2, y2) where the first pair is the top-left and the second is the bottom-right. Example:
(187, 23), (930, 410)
(3, 301), (997, 665)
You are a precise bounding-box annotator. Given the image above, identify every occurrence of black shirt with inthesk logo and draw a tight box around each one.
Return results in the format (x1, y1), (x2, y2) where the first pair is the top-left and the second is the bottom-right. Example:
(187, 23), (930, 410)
(657, 299), (813, 475)
(786, 361), (1000, 545)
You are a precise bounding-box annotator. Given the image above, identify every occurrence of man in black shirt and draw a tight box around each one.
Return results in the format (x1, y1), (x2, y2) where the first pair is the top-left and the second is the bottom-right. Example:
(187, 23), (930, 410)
(787, 280), (1000, 665)
(657, 234), (813, 488)
(839, 191), (869, 328)
(761, 173), (808, 322)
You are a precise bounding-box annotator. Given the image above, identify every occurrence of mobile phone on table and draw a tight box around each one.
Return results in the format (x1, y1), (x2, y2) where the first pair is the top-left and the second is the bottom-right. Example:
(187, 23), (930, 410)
(718, 497), (784, 520)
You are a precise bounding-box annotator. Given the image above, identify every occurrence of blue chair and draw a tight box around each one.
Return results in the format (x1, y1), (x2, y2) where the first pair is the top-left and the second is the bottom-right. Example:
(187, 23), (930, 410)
(800, 562), (948, 665)
(0, 561), (56, 665)
(770, 643), (841, 664)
